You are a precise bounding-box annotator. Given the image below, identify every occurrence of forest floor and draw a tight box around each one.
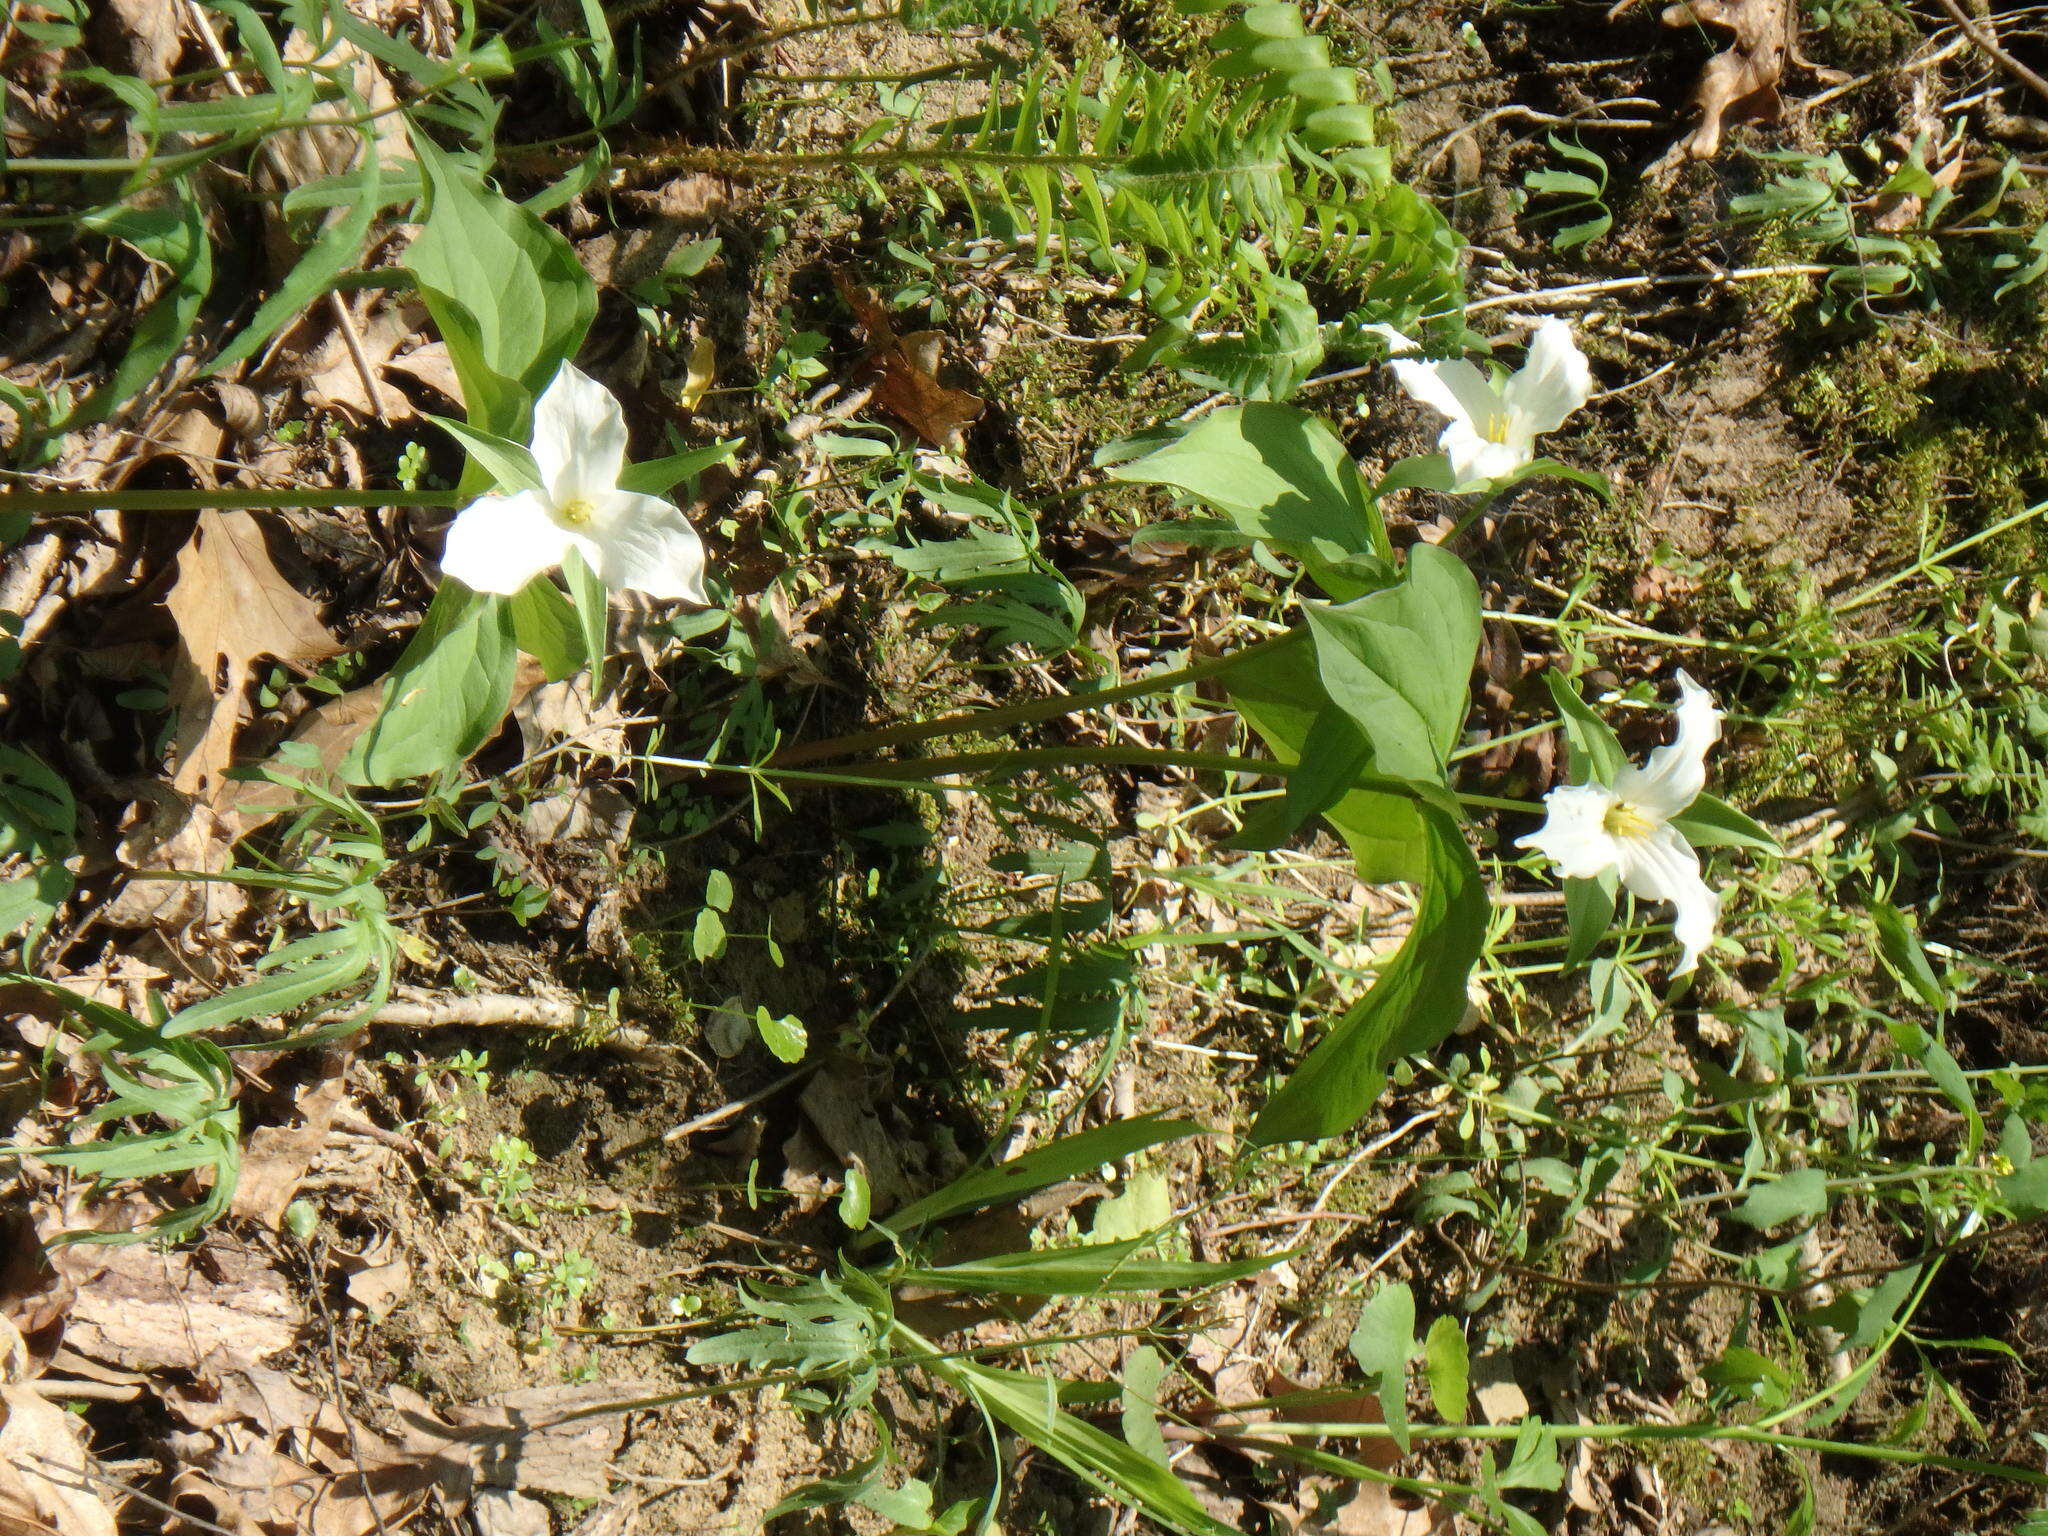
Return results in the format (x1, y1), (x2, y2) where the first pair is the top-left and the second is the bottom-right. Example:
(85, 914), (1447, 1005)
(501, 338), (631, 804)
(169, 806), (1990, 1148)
(6, 1), (2048, 1534)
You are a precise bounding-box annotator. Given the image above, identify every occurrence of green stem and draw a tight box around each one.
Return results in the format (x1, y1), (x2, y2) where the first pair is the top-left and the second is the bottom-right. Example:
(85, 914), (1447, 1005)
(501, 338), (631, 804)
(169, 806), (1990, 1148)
(769, 627), (1303, 767)
(0, 488), (461, 513)
(1249, 1422), (2048, 1490)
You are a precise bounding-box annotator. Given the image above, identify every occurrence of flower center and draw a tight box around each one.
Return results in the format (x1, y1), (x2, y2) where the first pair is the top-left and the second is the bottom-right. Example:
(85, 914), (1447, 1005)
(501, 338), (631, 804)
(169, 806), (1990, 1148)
(1481, 409), (1515, 444)
(555, 496), (597, 527)
(1603, 800), (1654, 839)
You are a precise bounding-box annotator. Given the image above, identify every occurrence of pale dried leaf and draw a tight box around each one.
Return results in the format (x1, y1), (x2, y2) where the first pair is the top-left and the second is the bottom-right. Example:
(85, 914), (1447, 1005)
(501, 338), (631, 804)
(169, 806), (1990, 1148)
(232, 1072), (350, 1229)
(163, 511), (342, 801)
(0, 1385), (117, 1536)
(473, 1488), (552, 1536)
(66, 1240), (302, 1373)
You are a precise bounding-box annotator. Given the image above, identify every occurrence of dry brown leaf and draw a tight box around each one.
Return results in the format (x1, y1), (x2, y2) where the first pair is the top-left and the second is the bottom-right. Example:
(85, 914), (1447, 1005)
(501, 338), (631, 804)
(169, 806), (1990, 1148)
(833, 270), (985, 449)
(100, 800), (249, 931)
(382, 339), (465, 409)
(94, 0), (184, 80)
(382, 1381), (641, 1501)
(163, 510), (343, 801)
(0, 1385), (117, 1536)
(339, 1233), (412, 1322)
(169, 1439), (424, 1536)
(165, 1365), (334, 1438)
(1632, 0), (1794, 174)
(65, 1238), (302, 1373)
(232, 1071), (350, 1229)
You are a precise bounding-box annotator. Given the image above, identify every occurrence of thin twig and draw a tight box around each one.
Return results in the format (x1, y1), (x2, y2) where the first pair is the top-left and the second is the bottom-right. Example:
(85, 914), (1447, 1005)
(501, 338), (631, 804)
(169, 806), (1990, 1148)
(1927, 0), (2048, 107)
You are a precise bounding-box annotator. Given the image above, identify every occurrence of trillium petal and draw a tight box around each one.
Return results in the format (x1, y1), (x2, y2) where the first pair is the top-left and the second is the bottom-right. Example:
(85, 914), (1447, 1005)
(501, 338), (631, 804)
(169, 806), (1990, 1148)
(1362, 322), (1420, 356)
(1500, 318), (1593, 437)
(1388, 356), (1507, 439)
(1440, 421), (1532, 490)
(587, 492), (710, 601)
(1517, 783), (1626, 880)
(532, 362), (629, 507)
(1613, 820), (1720, 975)
(441, 491), (574, 595)
(1612, 670), (1720, 822)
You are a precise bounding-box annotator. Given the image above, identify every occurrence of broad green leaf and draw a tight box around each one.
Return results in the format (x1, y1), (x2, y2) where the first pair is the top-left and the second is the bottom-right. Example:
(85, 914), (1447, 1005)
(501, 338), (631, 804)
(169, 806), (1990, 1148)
(936, 1359), (1238, 1536)
(404, 133), (596, 435)
(427, 414), (544, 494)
(1222, 635), (1438, 882)
(1346, 1282), (1414, 1453)
(1542, 671), (1625, 783)
(1102, 403), (1391, 592)
(1307, 543), (1481, 782)
(1563, 871), (1619, 969)
(506, 576), (583, 680)
(756, 1008), (808, 1063)
(886, 1111), (1201, 1234)
(1226, 707), (1371, 851)
(350, 582), (519, 785)
(1729, 1169), (1829, 1230)
(1251, 803), (1487, 1144)
(1670, 790), (1779, 853)
(1121, 1346), (1171, 1468)
(1423, 1314), (1469, 1422)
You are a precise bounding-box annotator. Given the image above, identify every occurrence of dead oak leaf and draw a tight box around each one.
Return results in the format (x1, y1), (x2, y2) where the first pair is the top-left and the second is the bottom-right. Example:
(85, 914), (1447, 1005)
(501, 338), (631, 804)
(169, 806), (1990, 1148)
(0, 1385), (118, 1536)
(832, 269), (985, 450)
(164, 510), (343, 801)
(1623, 0), (1794, 174)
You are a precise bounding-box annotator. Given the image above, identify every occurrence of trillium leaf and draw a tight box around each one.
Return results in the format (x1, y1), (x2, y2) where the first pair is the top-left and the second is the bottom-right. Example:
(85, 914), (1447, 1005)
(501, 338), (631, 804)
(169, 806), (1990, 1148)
(1542, 671), (1626, 784)
(350, 583), (519, 785)
(506, 576), (584, 680)
(1563, 871), (1620, 969)
(1101, 402), (1392, 595)
(404, 133), (597, 436)
(1307, 542), (1482, 783)
(427, 414), (545, 495)
(1670, 790), (1779, 852)
(1221, 634), (1443, 882)
(1251, 801), (1487, 1145)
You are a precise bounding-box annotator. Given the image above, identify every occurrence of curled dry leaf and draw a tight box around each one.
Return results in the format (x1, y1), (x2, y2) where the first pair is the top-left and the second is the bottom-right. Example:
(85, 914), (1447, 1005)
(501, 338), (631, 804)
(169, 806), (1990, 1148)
(231, 1069), (350, 1229)
(0, 1381), (118, 1536)
(65, 1238), (303, 1374)
(163, 510), (343, 802)
(833, 269), (985, 450)
(1627, 0), (1795, 174)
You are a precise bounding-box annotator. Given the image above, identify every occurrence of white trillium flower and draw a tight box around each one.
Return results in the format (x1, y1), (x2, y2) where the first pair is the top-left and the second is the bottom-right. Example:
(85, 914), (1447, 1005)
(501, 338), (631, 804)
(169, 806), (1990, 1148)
(440, 363), (709, 601)
(1373, 318), (1594, 490)
(1518, 671), (1723, 976)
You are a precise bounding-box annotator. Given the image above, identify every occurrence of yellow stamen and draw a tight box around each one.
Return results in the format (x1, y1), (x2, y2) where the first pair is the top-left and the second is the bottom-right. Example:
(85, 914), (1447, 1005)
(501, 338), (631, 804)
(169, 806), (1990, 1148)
(556, 496), (596, 527)
(1603, 801), (1653, 839)
(1481, 410), (1514, 443)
